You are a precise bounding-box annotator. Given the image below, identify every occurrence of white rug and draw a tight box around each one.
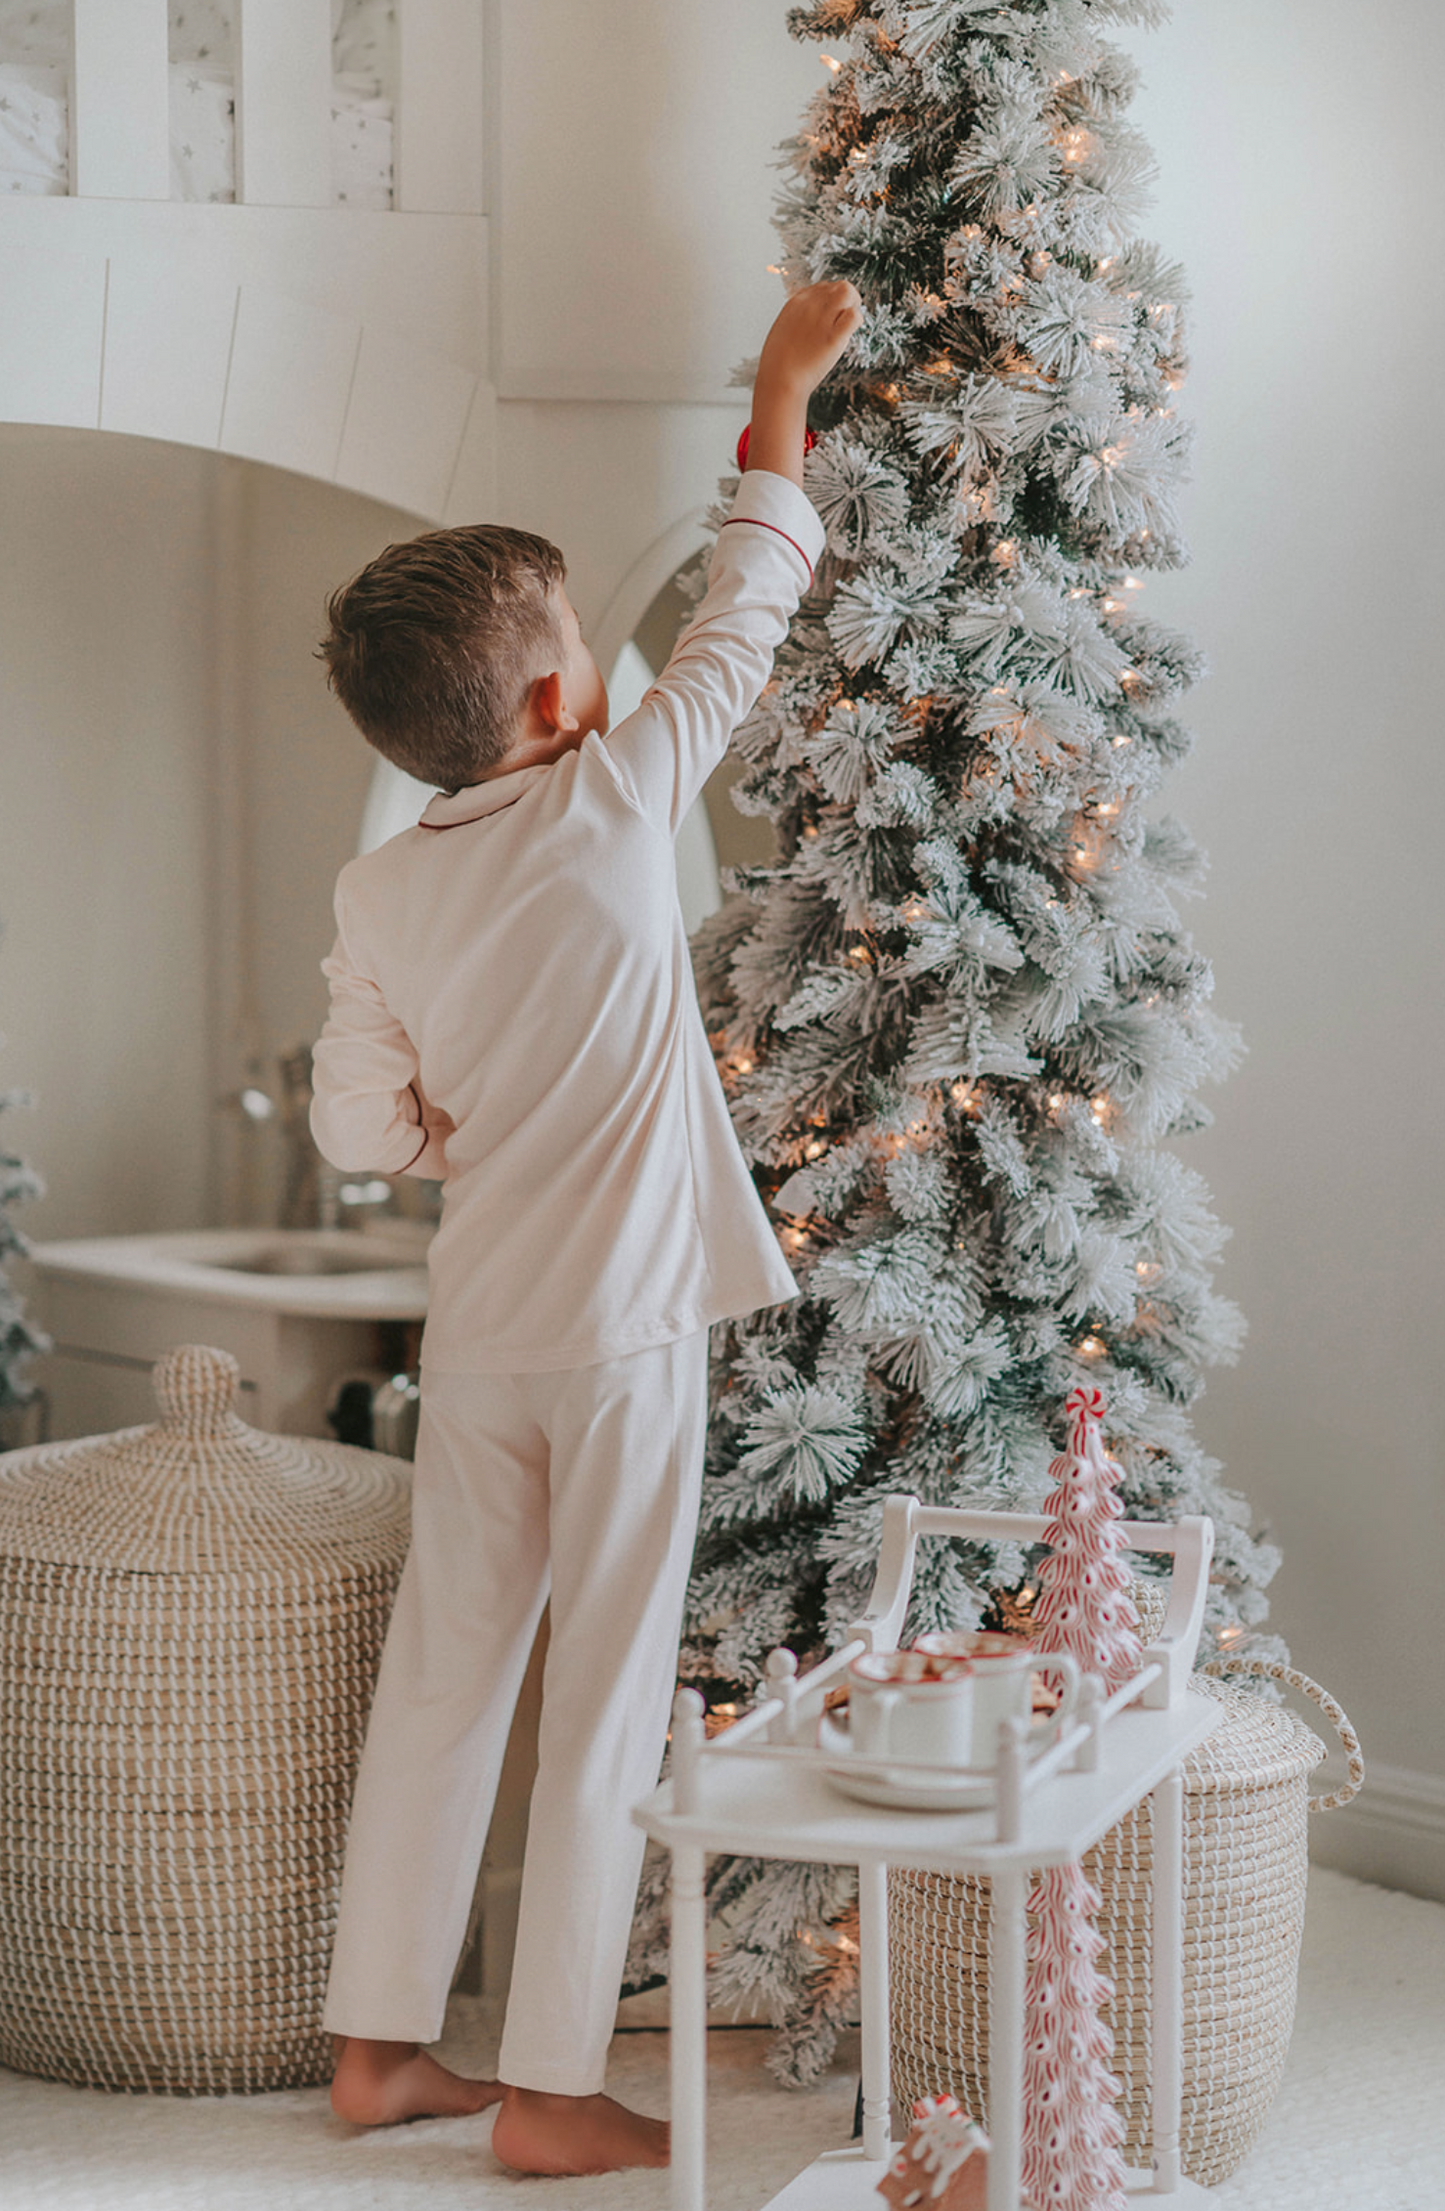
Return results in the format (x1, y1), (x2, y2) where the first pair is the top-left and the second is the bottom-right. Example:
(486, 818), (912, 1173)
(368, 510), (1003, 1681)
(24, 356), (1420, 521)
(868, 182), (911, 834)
(1, 1868), (1440, 2210)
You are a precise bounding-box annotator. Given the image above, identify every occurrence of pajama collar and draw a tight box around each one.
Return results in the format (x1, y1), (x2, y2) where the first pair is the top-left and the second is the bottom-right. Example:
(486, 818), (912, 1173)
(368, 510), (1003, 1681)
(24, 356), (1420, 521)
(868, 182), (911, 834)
(420, 764), (552, 828)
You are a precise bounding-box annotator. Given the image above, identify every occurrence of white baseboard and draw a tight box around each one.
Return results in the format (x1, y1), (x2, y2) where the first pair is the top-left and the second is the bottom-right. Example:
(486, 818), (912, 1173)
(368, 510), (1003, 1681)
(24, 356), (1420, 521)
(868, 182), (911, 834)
(1308, 1760), (1445, 1904)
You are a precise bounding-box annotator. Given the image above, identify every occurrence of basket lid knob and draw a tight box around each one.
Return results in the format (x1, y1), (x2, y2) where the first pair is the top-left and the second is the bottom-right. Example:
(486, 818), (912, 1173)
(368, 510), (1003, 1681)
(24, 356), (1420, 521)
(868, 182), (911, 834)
(153, 1345), (243, 1434)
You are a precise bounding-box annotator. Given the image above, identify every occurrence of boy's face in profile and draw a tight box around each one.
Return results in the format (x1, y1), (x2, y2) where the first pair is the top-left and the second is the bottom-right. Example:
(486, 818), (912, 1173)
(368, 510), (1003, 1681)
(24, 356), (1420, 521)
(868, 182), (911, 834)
(552, 587), (610, 747)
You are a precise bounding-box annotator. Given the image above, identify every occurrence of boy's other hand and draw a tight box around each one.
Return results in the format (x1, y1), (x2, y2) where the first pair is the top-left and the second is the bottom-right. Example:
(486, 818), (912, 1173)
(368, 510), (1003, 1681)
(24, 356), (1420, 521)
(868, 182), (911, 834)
(744, 279), (862, 490)
(757, 279), (863, 401)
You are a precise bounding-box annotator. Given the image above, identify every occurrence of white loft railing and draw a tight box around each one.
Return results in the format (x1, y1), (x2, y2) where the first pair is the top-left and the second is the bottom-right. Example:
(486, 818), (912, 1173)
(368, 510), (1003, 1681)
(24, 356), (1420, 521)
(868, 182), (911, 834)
(65, 0), (484, 211)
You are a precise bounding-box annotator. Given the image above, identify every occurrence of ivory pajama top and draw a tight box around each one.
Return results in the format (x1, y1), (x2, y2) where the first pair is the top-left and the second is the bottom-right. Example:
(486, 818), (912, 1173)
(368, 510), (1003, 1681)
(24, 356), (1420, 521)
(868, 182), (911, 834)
(310, 469), (825, 1374)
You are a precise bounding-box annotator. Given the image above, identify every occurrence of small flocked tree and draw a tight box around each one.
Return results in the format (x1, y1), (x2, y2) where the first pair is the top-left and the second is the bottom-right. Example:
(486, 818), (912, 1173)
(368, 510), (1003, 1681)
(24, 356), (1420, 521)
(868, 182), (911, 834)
(629, 0), (1279, 2080)
(1030, 1382), (1142, 1695)
(1022, 1384), (1135, 2210)
(0, 1082), (47, 1437)
(1021, 1861), (1128, 2211)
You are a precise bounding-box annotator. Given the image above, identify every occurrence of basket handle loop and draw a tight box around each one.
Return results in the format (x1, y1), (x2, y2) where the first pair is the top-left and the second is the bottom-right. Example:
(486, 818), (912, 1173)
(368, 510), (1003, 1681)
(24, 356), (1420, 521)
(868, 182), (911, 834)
(1200, 1656), (1364, 1812)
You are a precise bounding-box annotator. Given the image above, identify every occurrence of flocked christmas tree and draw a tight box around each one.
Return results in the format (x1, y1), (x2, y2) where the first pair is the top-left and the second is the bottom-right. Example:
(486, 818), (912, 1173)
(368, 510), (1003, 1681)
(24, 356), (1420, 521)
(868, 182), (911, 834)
(628, 0), (1280, 2079)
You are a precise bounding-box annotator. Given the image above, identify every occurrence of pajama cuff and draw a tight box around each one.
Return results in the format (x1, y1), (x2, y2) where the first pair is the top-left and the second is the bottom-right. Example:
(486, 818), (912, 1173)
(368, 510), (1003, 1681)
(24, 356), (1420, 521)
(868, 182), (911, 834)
(722, 467), (826, 582)
(399, 1086), (449, 1180)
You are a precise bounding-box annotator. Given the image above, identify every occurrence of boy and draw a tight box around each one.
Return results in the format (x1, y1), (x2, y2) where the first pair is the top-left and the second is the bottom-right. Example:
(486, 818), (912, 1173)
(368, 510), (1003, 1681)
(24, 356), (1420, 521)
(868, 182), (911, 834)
(310, 279), (861, 2177)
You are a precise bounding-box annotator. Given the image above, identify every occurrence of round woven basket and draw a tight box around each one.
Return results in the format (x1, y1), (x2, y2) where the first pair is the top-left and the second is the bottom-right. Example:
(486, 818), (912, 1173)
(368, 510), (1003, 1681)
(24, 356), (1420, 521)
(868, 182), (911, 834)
(888, 1643), (1363, 2187)
(0, 1343), (411, 2094)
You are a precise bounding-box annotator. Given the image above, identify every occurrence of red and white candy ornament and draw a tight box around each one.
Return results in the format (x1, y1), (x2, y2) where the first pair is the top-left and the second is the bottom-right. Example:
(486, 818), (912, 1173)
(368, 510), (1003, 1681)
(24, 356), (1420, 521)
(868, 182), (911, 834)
(1030, 1384), (1142, 1697)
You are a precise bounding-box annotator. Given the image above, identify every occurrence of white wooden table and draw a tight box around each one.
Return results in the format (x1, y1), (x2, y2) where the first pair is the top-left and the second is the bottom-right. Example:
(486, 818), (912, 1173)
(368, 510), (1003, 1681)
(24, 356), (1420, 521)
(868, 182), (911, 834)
(633, 1497), (1223, 2211)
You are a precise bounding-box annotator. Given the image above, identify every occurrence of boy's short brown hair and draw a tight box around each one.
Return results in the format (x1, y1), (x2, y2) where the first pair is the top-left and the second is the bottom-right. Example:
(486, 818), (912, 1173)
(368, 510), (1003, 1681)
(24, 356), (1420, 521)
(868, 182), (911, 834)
(319, 524), (567, 787)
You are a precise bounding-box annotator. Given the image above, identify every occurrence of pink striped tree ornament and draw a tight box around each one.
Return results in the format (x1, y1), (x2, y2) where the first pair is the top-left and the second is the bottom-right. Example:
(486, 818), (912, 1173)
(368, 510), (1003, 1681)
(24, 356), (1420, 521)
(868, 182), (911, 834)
(1021, 1862), (1128, 2211)
(1030, 1386), (1143, 1696)
(1017, 1385), (1140, 2208)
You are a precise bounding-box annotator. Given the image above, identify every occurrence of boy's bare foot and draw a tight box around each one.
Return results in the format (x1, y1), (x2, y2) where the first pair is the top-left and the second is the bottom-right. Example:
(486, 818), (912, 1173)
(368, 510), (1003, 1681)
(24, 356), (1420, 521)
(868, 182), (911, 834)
(490, 2086), (670, 2175)
(329, 2035), (504, 2125)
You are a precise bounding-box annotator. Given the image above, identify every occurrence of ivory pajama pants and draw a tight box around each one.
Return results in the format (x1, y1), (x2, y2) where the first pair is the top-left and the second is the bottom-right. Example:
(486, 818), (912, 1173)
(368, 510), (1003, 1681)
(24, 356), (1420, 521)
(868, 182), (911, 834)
(322, 1330), (709, 2095)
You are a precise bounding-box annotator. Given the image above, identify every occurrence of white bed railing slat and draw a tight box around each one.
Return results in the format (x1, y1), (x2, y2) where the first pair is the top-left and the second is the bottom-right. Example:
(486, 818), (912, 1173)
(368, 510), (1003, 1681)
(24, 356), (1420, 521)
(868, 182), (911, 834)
(396, 0), (486, 215)
(236, 0), (333, 208)
(71, 0), (170, 201)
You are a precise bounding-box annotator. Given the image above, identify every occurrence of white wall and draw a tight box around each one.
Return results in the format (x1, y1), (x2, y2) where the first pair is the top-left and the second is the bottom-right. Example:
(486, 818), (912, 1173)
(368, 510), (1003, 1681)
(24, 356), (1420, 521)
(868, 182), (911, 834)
(493, 0), (819, 401)
(1116, 0), (1445, 1888)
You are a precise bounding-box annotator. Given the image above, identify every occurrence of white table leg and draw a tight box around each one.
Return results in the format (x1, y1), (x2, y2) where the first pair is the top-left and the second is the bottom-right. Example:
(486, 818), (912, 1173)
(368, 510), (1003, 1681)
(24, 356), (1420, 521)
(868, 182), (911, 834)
(1150, 1769), (1184, 2194)
(670, 1842), (707, 2211)
(857, 1860), (891, 2161)
(988, 1863), (1026, 2211)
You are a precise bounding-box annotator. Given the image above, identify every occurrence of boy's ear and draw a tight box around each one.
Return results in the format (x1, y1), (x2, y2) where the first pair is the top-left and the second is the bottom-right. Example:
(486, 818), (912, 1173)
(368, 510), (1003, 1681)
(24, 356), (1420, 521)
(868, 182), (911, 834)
(531, 670), (580, 735)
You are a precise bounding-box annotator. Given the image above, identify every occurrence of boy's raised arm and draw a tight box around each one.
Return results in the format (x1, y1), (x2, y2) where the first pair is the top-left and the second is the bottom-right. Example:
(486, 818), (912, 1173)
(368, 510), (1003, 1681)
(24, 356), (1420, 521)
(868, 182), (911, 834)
(603, 281), (861, 836)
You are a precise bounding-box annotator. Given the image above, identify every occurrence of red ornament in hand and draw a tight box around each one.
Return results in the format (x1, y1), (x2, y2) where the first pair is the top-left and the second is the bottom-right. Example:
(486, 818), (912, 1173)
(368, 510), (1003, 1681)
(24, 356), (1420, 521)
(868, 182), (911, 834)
(736, 424), (818, 471)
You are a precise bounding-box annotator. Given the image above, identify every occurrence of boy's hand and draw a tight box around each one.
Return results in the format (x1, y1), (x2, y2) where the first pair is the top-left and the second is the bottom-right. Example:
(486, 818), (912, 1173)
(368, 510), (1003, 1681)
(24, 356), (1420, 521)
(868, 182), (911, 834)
(744, 279), (863, 489)
(757, 280), (863, 402)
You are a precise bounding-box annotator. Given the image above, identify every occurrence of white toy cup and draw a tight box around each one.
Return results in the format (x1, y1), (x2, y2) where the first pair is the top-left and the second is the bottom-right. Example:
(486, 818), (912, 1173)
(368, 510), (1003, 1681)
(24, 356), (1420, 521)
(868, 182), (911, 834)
(913, 1631), (1082, 1761)
(824, 1649), (976, 1768)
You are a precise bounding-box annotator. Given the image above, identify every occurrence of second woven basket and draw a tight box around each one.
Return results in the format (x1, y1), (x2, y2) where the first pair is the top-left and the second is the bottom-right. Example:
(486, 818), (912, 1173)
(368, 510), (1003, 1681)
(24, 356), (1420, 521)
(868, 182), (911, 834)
(0, 1343), (412, 2095)
(888, 1660), (1362, 2187)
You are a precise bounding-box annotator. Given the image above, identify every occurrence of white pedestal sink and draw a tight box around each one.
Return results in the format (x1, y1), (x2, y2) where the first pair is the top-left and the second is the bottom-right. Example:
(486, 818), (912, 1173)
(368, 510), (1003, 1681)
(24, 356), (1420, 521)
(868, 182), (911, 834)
(26, 1227), (429, 1442)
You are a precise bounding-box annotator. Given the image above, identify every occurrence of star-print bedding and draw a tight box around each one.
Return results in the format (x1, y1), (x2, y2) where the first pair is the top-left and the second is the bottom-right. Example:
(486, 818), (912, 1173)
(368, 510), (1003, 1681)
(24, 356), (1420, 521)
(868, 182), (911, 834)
(0, 0), (395, 207)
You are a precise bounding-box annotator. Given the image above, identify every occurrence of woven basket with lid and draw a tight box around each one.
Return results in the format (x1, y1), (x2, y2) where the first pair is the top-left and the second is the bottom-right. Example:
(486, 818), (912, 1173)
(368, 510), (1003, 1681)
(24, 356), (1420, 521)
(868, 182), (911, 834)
(0, 1343), (411, 2094)
(888, 1599), (1364, 2188)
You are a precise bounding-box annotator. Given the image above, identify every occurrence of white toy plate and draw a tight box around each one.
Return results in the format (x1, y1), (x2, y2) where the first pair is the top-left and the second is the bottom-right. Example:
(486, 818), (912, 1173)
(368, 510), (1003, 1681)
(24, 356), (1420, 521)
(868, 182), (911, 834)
(821, 1761), (993, 1813)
